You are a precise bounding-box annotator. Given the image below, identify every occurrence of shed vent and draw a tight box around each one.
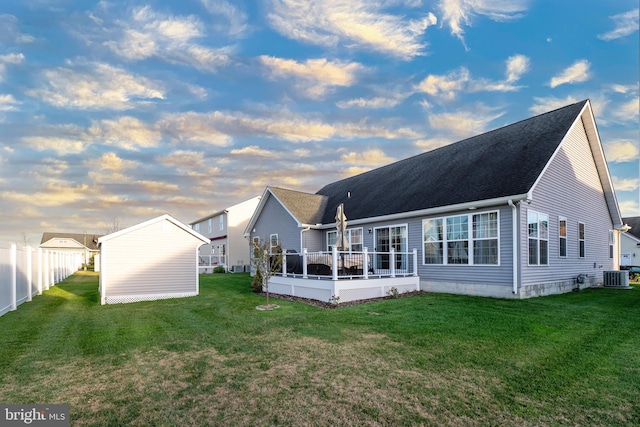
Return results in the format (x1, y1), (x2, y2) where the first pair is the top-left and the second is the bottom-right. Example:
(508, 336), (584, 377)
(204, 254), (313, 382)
(603, 271), (629, 288)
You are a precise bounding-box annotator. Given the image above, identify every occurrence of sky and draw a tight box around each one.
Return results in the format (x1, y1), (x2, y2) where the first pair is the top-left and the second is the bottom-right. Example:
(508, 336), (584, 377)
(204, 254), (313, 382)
(0, 0), (638, 245)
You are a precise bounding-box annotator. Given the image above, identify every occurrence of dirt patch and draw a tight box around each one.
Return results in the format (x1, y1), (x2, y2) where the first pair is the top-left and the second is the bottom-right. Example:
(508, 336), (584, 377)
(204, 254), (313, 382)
(257, 290), (429, 308)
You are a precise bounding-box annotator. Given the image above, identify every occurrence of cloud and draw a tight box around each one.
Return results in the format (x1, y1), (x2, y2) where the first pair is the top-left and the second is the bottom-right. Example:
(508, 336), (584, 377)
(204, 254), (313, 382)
(529, 95), (581, 115)
(104, 6), (230, 71)
(156, 112), (233, 146)
(0, 94), (19, 111)
(505, 54), (530, 82)
(612, 177), (639, 192)
(598, 9), (639, 41)
(611, 98), (640, 123)
(438, 0), (528, 47)
(0, 52), (24, 80)
(549, 60), (590, 88)
(336, 94), (408, 109)
(428, 105), (505, 138)
(260, 56), (364, 99)
(84, 152), (138, 172)
(157, 150), (205, 169)
(415, 68), (470, 101)
(267, 0), (437, 59)
(0, 14), (35, 44)
(341, 148), (395, 166)
(137, 180), (180, 194)
(619, 199), (640, 217)
(200, 0), (249, 37)
(416, 56), (529, 101)
(231, 146), (278, 158)
(1, 183), (91, 207)
(22, 136), (87, 155)
(604, 140), (639, 163)
(88, 116), (162, 150)
(26, 62), (164, 110)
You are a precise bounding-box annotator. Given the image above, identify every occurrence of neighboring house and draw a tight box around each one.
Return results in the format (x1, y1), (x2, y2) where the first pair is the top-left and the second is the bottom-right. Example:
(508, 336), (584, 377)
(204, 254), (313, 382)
(97, 214), (209, 304)
(40, 232), (102, 268)
(245, 100), (626, 300)
(190, 196), (261, 272)
(620, 217), (640, 267)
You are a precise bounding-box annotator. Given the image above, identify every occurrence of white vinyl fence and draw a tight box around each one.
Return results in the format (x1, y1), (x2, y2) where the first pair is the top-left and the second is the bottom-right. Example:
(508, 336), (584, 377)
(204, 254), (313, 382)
(0, 243), (81, 318)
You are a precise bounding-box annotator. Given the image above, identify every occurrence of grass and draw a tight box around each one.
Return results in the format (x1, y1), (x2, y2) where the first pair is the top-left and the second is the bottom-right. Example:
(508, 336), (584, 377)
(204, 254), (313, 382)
(0, 271), (638, 426)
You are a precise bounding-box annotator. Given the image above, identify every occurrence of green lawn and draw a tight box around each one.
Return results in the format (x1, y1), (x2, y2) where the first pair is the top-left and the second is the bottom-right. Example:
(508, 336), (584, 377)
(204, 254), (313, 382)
(1, 272), (638, 426)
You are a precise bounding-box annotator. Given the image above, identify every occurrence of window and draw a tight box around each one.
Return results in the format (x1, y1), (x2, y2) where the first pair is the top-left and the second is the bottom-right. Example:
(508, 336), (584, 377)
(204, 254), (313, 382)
(219, 216), (224, 231)
(327, 231), (337, 250)
(194, 223), (200, 232)
(208, 218), (212, 233)
(609, 230), (614, 259)
(473, 212), (499, 265)
(578, 223), (585, 258)
(447, 215), (469, 264)
(422, 212), (499, 265)
(327, 228), (363, 252)
(270, 234), (279, 254)
(528, 210), (548, 265)
(559, 217), (567, 257)
(423, 218), (443, 264)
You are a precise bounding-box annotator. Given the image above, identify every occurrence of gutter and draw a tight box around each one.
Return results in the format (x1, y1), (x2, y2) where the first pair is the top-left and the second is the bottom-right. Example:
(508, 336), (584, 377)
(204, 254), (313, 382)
(508, 199), (519, 295)
(300, 227), (311, 251)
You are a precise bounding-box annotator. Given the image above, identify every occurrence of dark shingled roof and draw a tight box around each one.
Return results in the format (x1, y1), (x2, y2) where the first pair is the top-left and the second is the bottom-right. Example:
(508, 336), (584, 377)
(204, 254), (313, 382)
(40, 232), (102, 250)
(269, 187), (329, 225)
(315, 100), (588, 224)
(623, 217), (640, 240)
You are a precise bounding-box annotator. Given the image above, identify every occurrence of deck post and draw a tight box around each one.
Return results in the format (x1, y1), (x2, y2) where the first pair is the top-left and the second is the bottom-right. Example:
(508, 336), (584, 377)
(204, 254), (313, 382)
(413, 248), (418, 276)
(282, 251), (287, 277)
(363, 248), (369, 279)
(332, 247), (338, 280)
(390, 247), (396, 278)
(302, 248), (308, 278)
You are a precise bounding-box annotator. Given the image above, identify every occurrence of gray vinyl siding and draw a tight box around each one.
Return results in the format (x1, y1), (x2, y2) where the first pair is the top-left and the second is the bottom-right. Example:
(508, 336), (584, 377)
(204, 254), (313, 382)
(251, 195), (302, 252)
(102, 220), (200, 297)
(319, 205), (513, 286)
(520, 117), (613, 285)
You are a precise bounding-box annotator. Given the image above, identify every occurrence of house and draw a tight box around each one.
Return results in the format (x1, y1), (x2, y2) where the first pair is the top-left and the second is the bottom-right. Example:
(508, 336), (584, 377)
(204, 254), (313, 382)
(97, 214), (209, 304)
(620, 217), (640, 267)
(190, 196), (261, 272)
(40, 232), (102, 268)
(245, 100), (626, 301)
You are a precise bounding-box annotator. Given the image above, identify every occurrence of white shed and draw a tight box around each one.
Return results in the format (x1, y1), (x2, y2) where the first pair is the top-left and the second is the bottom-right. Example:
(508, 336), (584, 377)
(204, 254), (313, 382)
(98, 214), (209, 305)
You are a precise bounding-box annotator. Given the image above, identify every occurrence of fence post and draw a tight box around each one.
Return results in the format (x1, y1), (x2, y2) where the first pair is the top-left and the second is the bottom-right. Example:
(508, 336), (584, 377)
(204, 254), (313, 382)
(26, 246), (32, 302)
(37, 248), (43, 295)
(282, 251), (287, 278)
(10, 244), (17, 311)
(413, 249), (418, 277)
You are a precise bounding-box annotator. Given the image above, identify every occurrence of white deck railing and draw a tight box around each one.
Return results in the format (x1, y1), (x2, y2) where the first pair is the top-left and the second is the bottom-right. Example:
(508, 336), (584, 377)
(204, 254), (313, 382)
(279, 247), (418, 280)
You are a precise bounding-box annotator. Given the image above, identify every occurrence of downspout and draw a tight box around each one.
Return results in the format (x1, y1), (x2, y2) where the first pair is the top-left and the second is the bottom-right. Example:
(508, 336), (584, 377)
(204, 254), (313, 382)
(300, 226), (311, 253)
(508, 199), (518, 295)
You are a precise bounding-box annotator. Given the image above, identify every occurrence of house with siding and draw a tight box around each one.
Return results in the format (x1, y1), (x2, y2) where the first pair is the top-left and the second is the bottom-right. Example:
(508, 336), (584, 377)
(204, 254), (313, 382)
(620, 217), (640, 267)
(190, 196), (261, 272)
(40, 232), (102, 268)
(245, 100), (626, 300)
(98, 214), (209, 304)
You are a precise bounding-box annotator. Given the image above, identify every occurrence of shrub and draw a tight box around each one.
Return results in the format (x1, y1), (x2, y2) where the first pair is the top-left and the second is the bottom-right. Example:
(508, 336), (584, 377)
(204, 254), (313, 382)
(251, 268), (263, 292)
(213, 266), (226, 274)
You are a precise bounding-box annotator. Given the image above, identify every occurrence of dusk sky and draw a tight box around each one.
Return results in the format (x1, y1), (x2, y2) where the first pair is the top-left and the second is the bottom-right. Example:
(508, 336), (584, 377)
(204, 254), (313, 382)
(0, 0), (638, 245)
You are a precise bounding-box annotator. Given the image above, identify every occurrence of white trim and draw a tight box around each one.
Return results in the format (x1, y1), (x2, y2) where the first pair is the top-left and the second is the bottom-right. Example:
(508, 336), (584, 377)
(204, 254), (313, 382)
(527, 210), (549, 266)
(105, 292), (198, 305)
(421, 210), (500, 266)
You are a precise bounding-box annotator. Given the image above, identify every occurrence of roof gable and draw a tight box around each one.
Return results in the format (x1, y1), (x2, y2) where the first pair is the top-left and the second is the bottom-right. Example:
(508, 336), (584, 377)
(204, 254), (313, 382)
(40, 232), (102, 250)
(98, 214), (209, 244)
(316, 100), (588, 223)
(623, 217), (640, 240)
